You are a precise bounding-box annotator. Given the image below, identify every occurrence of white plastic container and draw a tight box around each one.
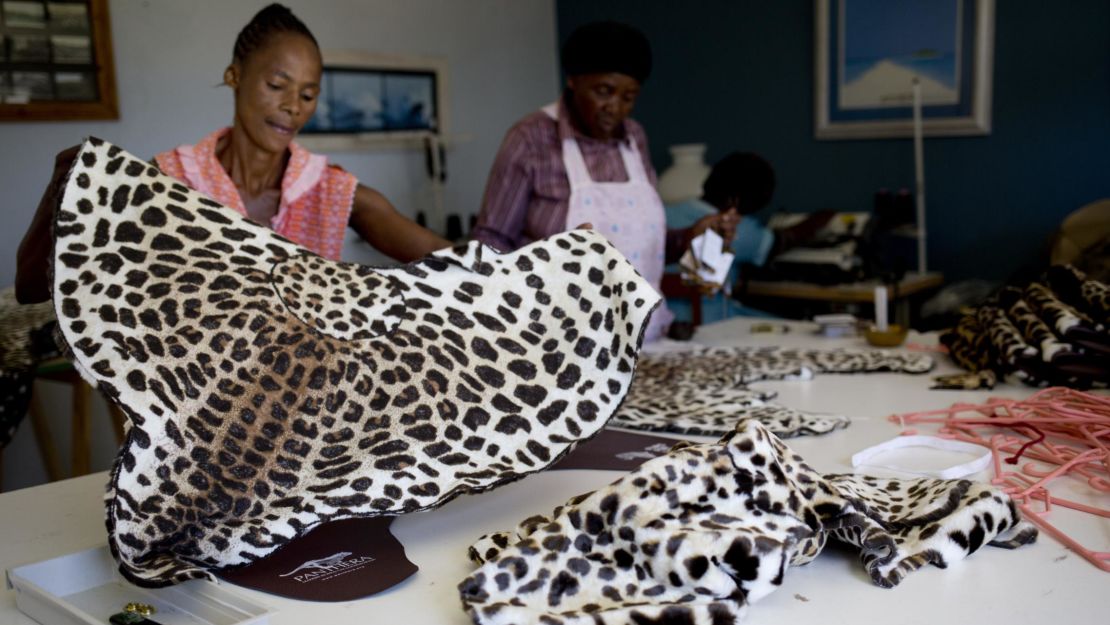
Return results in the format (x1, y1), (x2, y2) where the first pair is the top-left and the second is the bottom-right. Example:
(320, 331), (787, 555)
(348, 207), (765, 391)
(6, 546), (272, 625)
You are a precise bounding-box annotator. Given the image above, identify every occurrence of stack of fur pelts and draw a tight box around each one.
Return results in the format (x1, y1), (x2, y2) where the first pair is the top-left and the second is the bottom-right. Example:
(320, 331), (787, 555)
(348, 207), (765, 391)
(938, 265), (1108, 389)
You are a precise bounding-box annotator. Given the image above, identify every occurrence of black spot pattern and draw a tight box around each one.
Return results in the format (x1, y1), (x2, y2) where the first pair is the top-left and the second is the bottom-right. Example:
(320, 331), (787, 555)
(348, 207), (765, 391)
(51, 138), (662, 588)
(461, 420), (1037, 625)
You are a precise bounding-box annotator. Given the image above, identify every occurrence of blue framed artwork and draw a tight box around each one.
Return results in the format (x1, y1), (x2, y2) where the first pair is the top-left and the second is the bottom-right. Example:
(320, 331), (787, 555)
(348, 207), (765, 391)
(302, 67), (438, 134)
(814, 0), (994, 139)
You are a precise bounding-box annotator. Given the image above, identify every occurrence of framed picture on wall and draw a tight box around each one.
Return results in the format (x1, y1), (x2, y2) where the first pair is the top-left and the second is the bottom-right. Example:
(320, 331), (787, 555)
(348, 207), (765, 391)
(0, 0), (117, 120)
(297, 50), (448, 151)
(304, 68), (438, 134)
(814, 0), (994, 140)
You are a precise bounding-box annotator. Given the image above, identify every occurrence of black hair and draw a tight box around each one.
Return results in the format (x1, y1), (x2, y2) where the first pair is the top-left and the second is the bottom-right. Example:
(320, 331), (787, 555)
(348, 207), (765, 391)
(701, 152), (776, 215)
(232, 3), (318, 65)
(561, 21), (652, 84)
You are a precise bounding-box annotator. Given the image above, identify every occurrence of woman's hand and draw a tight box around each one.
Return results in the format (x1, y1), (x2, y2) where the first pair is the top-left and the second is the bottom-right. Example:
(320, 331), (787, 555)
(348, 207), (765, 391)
(16, 145), (80, 304)
(686, 207), (740, 249)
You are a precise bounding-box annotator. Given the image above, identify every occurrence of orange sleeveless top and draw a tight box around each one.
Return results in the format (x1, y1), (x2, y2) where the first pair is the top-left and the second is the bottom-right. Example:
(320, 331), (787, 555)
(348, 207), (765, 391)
(154, 128), (358, 260)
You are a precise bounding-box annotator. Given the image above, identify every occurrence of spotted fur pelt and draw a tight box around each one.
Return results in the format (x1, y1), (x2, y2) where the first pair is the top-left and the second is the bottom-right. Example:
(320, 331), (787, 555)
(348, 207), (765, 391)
(1047, 264), (1109, 318)
(612, 346), (934, 437)
(941, 267), (1109, 389)
(51, 138), (660, 587)
(460, 420), (1037, 625)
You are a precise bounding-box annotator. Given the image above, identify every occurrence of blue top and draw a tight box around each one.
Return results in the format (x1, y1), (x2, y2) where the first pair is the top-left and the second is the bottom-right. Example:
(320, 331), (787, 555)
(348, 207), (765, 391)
(665, 197), (775, 268)
(663, 197), (777, 324)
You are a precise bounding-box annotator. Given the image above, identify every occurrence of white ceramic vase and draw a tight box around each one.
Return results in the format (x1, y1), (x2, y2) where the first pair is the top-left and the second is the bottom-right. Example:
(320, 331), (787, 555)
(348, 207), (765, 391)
(657, 143), (710, 204)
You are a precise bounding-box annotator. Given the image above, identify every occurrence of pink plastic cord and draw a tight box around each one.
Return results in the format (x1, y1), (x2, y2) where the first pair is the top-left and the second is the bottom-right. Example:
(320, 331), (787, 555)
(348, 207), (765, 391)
(894, 387), (1110, 572)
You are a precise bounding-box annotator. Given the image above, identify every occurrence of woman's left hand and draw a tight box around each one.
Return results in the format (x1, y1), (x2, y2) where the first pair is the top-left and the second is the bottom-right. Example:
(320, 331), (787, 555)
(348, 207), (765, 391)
(687, 208), (740, 248)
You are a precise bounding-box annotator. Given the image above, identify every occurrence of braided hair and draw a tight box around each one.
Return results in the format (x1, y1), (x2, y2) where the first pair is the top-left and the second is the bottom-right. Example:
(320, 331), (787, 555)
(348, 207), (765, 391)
(232, 3), (318, 65)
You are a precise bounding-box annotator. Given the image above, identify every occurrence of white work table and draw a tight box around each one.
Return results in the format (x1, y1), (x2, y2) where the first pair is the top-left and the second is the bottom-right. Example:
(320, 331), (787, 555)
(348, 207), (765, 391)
(1, 318), (1105, 624)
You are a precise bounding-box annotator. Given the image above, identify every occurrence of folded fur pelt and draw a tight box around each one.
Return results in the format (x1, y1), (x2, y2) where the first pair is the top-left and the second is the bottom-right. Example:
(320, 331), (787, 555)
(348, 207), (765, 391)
(941, 265), (1109, 389)
(51, 138), (660, 586)
(460, 420), (1037, 625)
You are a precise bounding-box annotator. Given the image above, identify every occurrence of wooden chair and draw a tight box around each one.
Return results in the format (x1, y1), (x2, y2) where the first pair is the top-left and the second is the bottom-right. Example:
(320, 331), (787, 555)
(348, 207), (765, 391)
(660, 272), (703, 327)
(25, 358), (125, 480)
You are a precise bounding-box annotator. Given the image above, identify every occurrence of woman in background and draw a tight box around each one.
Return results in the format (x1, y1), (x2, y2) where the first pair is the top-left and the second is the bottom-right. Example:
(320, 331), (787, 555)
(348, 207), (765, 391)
(472, 21), (737, 341)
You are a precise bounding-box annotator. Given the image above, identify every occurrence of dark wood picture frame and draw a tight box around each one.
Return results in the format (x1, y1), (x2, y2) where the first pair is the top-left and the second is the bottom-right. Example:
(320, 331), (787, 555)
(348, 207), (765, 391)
(0, 0), (117, 121)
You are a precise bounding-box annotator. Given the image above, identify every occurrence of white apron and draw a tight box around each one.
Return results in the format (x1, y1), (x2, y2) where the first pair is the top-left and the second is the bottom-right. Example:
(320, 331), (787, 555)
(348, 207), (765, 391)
(543, 104), (672, 342)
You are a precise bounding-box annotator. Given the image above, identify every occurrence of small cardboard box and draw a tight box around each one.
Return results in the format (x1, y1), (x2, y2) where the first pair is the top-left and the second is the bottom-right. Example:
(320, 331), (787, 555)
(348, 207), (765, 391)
(6, 546), (272, 625)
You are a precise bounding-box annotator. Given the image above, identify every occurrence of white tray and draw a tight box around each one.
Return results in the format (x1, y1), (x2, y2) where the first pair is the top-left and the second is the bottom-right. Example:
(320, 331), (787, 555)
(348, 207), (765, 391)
(6, 546), (272, 625)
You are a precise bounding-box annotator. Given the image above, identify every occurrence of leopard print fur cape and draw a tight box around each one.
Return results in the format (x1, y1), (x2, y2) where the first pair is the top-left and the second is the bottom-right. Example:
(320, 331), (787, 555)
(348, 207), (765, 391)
(941, 265), (1109, 389)
(460, 419), (1037, 625)
(51, 138), (660, 587)
(613, 346), (934, 437)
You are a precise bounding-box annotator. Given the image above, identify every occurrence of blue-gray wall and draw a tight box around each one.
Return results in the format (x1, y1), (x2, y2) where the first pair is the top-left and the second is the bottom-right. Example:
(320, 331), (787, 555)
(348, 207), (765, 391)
(556, 0), (1110, 282)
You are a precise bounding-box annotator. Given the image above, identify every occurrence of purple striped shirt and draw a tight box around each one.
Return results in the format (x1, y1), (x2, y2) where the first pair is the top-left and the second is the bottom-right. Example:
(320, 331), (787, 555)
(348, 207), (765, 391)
(473, 98), (686, 260)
